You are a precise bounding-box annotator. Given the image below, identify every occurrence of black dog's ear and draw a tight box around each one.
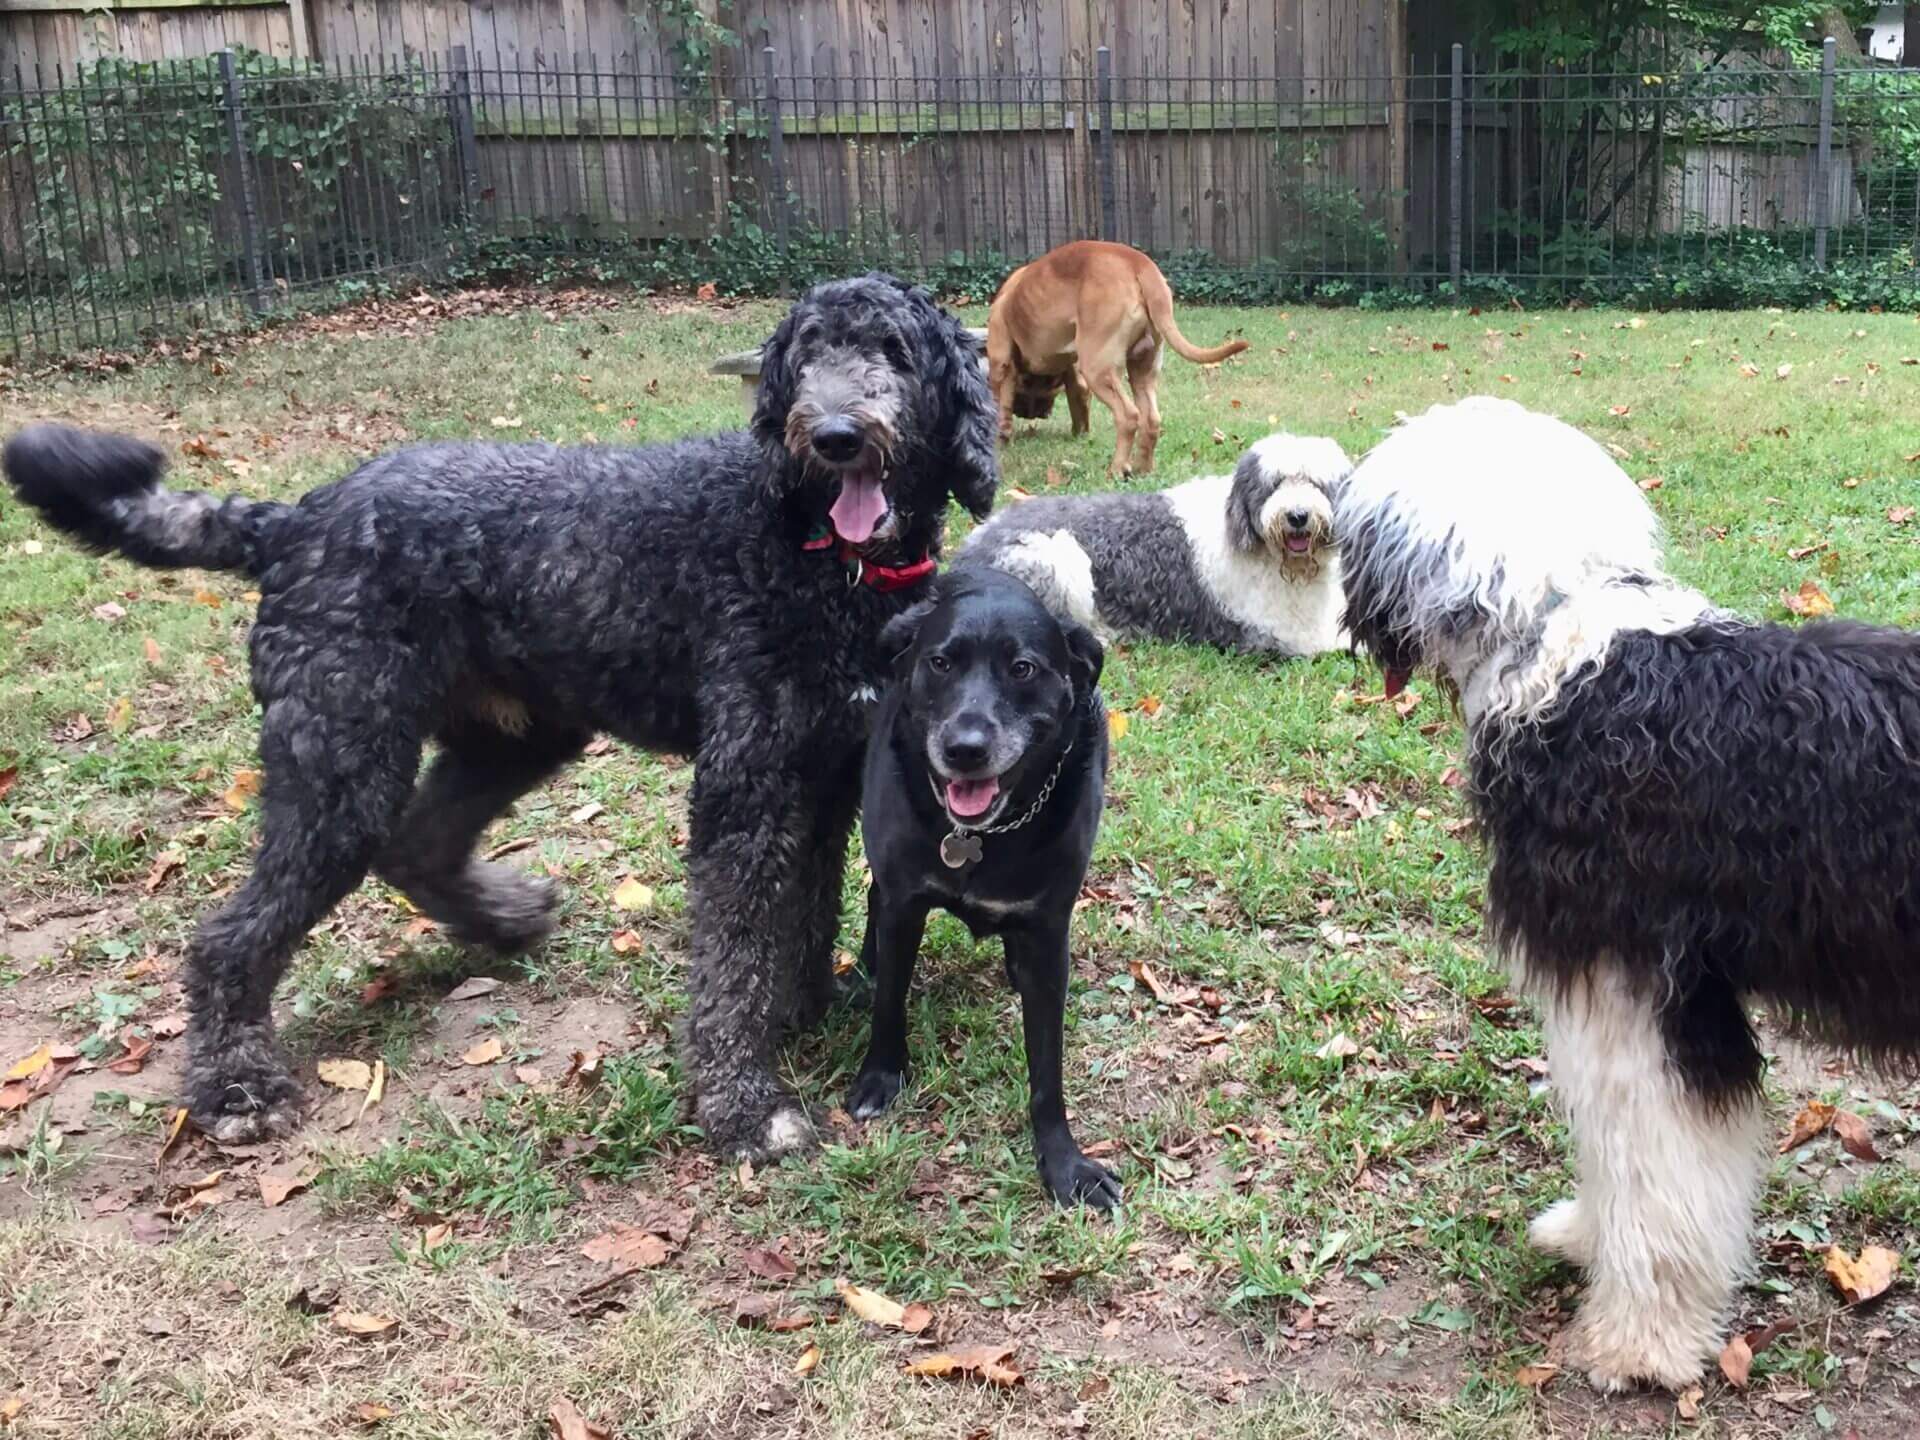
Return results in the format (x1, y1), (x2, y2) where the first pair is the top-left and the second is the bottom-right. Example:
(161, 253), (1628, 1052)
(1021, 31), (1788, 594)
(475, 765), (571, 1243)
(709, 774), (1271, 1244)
(751, 307), (802, 460)
(1224, 449), (1266, 553)
(906, 288), (999, 521)
(879, 594), (938, 671)
(1062, 618), (1104, 696)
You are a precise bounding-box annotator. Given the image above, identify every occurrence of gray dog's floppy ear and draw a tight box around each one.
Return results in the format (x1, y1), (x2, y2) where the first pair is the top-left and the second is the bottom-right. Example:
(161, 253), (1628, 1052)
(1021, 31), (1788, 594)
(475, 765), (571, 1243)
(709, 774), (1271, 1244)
(1225, 449), (1265, 553)
(879, 594), (938, 671)
(751, 307), (801, 460)
(901, 284), (998, 521)
(1062, 619), (1104, 696)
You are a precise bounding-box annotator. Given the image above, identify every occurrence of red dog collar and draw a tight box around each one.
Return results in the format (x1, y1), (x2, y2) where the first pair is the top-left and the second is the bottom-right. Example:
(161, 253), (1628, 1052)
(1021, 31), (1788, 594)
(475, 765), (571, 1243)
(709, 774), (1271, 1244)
(803, 527), (936, 592)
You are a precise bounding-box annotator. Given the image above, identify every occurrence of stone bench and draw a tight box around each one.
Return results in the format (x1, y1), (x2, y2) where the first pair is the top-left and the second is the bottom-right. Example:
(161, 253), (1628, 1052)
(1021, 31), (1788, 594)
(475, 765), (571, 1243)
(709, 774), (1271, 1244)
(712, 326), (989, 410)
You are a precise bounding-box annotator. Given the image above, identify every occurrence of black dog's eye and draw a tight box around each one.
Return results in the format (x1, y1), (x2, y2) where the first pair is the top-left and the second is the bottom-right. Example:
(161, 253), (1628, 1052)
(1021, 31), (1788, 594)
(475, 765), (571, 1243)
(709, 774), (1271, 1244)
(1009, 659), (1036, 681)
(926, 654), (951, 674)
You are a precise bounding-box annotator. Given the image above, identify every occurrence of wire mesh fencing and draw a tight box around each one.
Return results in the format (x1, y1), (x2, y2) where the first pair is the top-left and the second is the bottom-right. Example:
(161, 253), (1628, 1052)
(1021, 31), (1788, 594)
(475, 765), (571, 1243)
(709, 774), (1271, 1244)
(4, 39), (1918, 359)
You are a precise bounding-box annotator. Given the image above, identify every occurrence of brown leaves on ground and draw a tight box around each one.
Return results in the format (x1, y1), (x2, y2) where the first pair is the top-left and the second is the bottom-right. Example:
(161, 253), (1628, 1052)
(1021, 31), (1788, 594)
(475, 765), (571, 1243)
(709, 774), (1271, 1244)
(0, 766), (15, 803)
(581, 1207), (690, 1274)
(792, 1343), (822, 1376)
(833, 1278), (931, 1332)
(1, 1392), (25, 1426)
(904, 1343), (1023, 1388)
(157, 1107), (191, 1165)
(3, 1044), (81, 1110)
(731, 1295), (815, 1331)
(222, 768), (262, 811)
(1781, 1099), (1836, 1151)
(1830, 1109), (1882, 1162)
(1888, 505), (1915, 526)
(611, 877), (655, 911)
(1512, 1362), (1558, 1389)
(259, 1169), (319, 1208)
(108, 1034), (154, 1076)
(460, 1036), (504, 1066)
(443, 976), (502, 1002)
(1824, 1244), (1902, 1305)
(143, 848), (184, 894)
(1720, 1316), (1800, 1388)
(548, 1398), (611, 1440)
(1781, 579), (1835, 618)
(742, 1246), (799, 1282)
(331, 1309), (400, 1338)
(317, 1058), (375, 1091)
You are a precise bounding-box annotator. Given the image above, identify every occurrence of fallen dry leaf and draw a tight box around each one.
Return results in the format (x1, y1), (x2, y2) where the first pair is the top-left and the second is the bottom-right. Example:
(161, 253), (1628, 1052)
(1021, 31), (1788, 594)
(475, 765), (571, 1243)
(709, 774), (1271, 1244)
(611, 877), (655, 911)
(1, 1393), (24, 1426)
(1314, 1033), (1360, 1061)
(610, 929), (644, 955)
(259, 1170), (317, 1208)
(0, 766), (15, 803)
(353, 1403), (395, 1426)
(1138, 694), (1162, 717)
(157, 1107), (191, 1166)
(901, 1302), (935, 1334)
(318, 1058), (375, 1091)
(5, 1045), (52, 1082)
(222, 768), (262, 812)
(1608, 404), (1631, 417)
(143, 848), (185, 895)
(1129, 958), (1173, 1004)
(0, 1082), (31, 1112)
(548, 1398), (610, 1440)
(108, 1035), (154, 1076)
(1781, 579), (1835, 618)
(421, 1223), (453, 1253)
(1513, 1362), (1558, 1389)
(331, 1309), (400, 1338)
(582, 1224), (674, 1271)
(461, 1036), (504, 1066)
(444, 976), (502, 1002)
(1676, 1384), (1704, 1420)
(903, 1342), (1023, 1388)
(1831, 1110), (1881, 1163)
(1888, 505), (1915, 526)
(360, 975), (397, 1006)
(792, 1342), (822, 1375)
(1775, 362), (1793, 379)
(1107, 711), (1129, 744)
(836, 1277), (908, 1328)
(1719, 1333), (1753, 1386)
(1781, 1099), (1836, 1151)
(1824, 1244), (1900, 1304)
(743, 1247), (798, 1282)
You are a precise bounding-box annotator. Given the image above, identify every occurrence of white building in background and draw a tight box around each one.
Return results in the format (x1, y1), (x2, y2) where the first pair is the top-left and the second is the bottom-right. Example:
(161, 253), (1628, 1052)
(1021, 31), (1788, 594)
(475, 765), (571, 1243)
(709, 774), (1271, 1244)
(1862, 3), (1907, 62)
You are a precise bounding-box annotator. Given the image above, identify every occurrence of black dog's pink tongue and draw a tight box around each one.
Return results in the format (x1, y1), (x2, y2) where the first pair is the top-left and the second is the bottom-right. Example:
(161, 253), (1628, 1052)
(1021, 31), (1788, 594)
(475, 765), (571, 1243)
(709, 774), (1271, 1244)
(1383, 666), (1413, 699)
(831, 472), (888, 544)
(945, 776), (999, 819)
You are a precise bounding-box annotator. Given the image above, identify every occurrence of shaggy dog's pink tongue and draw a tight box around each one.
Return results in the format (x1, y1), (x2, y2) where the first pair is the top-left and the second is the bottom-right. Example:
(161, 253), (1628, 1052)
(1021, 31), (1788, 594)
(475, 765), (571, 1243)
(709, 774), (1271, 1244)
(830, 472), (888, 544)
(945, 777), (1000, 819)
(1284, 534), (1312, 553)
(1383, 666), (1412, 699)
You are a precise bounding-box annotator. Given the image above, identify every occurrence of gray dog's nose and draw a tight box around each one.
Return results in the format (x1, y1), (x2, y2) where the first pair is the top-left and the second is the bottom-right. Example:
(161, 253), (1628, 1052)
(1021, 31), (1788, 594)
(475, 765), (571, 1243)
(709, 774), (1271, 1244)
(1285, 508), (1310, 528)
(812, 417), (864, 464)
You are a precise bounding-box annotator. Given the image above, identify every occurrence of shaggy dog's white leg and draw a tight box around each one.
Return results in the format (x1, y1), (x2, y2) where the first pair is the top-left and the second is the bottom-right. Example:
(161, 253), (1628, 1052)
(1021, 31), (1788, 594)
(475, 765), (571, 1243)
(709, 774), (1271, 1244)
(1529, 962), (1766, 1393)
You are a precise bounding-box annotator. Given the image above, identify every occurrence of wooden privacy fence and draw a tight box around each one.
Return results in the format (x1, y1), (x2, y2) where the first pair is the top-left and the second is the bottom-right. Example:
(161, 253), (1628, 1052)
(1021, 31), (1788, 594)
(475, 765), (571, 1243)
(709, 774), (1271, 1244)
(3, 20), (1918, 358)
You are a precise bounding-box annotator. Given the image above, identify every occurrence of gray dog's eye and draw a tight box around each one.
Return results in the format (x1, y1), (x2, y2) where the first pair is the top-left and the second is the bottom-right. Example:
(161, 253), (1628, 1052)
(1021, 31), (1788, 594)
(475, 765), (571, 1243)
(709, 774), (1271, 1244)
(926, 654), (951, 674)
(1009, 659), (1036, 681)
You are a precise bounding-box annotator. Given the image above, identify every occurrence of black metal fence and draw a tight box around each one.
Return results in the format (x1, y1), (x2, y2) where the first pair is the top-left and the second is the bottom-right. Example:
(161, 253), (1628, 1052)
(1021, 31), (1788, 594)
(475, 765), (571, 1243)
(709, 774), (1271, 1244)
(4, 39), (1919, 359)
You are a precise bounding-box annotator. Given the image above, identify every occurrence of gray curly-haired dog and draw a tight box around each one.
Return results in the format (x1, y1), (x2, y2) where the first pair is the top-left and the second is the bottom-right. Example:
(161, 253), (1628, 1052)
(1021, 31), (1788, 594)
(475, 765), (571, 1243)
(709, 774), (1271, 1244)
(961, 433), (1350, 655)
(3, 274), (997, 1161)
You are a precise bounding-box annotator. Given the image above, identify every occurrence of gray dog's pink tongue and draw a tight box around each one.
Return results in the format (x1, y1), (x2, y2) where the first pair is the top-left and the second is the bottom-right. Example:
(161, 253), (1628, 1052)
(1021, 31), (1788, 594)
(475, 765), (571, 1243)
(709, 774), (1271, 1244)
(945, 777), (999, 818)
(831, 473), (888, 544)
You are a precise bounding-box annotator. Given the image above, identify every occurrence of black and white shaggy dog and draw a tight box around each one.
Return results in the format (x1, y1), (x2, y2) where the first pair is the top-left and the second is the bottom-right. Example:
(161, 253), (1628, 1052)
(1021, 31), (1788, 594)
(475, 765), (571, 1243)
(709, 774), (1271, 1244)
(1336, 395), (1920, 1392)
(3, 274), (998, 1161)
(961, 433), (1351, 655)
(850, 568), (1119, 1209)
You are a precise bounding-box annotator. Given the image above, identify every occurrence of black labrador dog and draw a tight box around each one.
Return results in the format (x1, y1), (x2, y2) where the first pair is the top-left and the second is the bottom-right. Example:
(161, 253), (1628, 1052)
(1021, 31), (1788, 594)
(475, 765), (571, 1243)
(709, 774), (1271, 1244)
(848, 568), (1120, 1210)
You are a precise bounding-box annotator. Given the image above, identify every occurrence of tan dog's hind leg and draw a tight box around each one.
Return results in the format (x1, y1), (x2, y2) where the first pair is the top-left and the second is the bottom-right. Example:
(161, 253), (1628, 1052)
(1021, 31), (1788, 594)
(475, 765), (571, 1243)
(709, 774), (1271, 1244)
(1064, 368), (1092, 437)
(1086, 364), (1138, 477)
(1126, 342), (1163, 474)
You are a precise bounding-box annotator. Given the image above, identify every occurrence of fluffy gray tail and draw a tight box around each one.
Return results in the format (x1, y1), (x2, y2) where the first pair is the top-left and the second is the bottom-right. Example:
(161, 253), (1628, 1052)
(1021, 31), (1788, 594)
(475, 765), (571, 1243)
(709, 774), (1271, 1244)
(4, 423), (288, 577)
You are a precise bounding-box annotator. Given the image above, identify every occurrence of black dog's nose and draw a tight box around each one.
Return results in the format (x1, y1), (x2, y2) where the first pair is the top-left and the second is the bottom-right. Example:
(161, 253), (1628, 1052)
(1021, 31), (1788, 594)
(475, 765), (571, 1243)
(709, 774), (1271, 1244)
(940, 728), (992, 774)
(812, 417), (865, 464)
(1285, 508), (1310, 528)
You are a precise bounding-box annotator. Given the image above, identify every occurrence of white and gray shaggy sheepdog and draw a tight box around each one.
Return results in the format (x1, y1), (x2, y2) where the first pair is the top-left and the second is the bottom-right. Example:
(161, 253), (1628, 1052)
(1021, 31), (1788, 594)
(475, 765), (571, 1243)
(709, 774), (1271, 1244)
(1337, 396), (1920, 1393)
(962, 433), (1351, 655)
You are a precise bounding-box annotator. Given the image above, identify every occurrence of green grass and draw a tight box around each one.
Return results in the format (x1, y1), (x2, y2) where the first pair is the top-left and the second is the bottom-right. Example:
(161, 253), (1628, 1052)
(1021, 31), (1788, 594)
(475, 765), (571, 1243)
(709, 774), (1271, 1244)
(2, 295), (1918, 1438)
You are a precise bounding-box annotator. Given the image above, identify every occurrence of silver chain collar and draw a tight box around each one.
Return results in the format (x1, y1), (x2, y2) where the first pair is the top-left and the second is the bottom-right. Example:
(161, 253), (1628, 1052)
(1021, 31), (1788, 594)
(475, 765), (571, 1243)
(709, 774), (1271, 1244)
(931, 743), (1073, 867)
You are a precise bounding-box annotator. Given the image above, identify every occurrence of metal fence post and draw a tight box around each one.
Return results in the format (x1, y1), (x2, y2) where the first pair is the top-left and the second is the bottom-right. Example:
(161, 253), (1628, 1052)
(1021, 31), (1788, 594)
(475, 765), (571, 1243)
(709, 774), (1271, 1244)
(450, 45), (482, 220)
(1096, 45), (1117, 242)
(218, 49), (270, 314)
(1814, 35), (1836, 271)
(763, 46), (790, 288)
(1449, 43), (1464, 289)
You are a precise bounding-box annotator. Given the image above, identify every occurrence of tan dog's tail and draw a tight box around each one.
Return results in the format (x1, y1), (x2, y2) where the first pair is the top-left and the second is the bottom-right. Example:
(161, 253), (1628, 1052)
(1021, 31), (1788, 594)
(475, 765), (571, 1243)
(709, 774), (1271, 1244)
(1138, 264), (1249, 365)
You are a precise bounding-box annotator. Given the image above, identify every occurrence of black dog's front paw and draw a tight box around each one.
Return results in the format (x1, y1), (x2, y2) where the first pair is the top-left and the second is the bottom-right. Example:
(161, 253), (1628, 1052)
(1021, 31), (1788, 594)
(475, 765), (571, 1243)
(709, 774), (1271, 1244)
(846, 1065), (906, 1120)
(186, 1028), (305, 1144)
(1040, 1147), (1122, 1212)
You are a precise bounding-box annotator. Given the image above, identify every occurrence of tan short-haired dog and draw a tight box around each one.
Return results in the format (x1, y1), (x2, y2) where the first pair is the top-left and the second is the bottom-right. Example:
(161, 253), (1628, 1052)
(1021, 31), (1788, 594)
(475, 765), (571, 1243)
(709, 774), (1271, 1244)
(986, 241), (1249, 477)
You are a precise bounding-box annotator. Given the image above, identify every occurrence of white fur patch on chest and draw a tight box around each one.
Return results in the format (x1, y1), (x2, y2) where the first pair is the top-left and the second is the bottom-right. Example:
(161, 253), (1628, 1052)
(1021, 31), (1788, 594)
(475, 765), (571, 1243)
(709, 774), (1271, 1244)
(1163, 475), (1347, 653)
(849, 684), (880, 707)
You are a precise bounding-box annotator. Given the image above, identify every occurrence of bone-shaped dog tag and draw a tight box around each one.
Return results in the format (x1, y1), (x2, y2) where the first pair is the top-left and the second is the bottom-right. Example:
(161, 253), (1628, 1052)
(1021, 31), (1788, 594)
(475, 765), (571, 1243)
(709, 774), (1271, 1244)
(940, 832), (983, 868)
